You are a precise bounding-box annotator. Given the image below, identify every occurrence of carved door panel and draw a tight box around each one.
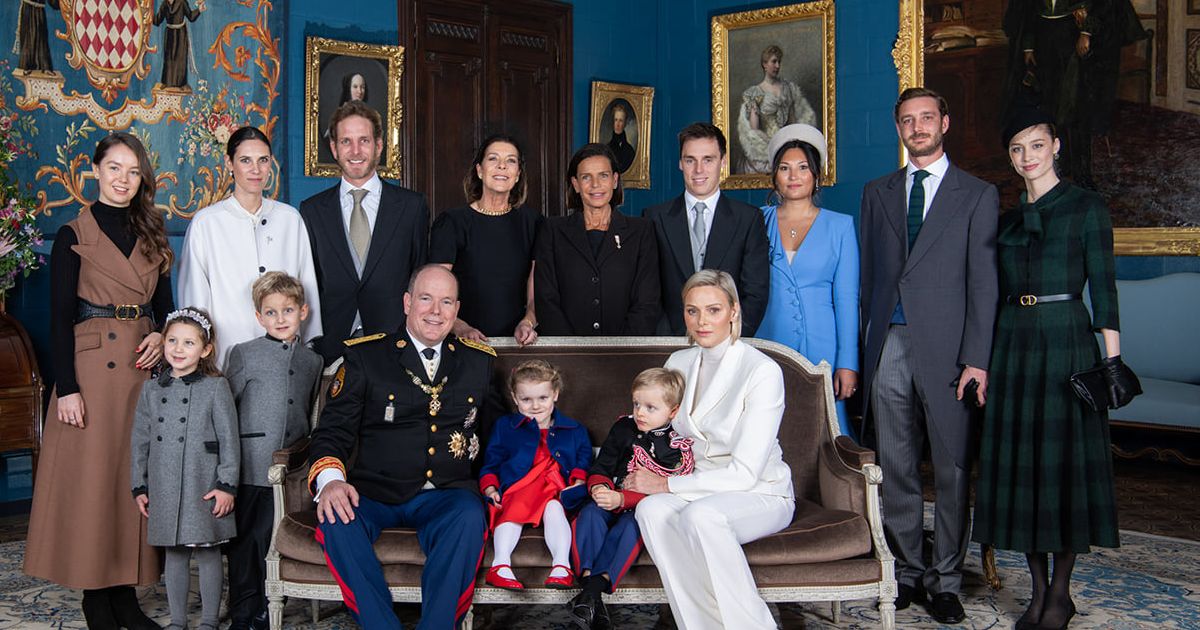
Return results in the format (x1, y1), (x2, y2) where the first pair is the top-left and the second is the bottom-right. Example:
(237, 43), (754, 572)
(404, 0), (571, 218)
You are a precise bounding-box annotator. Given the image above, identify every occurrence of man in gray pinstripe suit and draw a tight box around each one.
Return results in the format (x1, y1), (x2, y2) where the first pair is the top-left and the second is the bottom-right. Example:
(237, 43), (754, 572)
(859, 87), (999, 625)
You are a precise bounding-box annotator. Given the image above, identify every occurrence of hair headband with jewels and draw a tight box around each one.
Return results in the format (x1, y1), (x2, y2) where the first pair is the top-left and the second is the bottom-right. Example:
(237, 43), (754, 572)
(165, 308), (212, 335)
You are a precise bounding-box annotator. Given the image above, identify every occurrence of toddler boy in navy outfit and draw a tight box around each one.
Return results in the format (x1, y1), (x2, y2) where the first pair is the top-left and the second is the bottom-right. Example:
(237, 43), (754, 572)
(224, 272), (323, 629)
(569, 367), (694, 629)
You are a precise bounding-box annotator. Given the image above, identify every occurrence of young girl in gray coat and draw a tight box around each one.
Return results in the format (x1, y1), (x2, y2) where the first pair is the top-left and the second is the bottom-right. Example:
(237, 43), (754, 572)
(131, 308), (239, 630)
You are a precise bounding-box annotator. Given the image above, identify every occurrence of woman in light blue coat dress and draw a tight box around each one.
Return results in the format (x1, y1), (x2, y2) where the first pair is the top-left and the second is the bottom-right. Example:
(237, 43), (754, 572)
(757, 124), (860, 438)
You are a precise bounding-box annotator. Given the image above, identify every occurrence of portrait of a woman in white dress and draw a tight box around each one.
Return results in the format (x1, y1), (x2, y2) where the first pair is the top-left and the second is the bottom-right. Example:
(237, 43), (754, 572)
(736, 44), (817, 174)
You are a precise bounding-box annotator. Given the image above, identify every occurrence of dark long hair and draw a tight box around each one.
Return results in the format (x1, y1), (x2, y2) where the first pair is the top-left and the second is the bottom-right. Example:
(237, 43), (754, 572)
(93, 133), (172, 273)
(463, 133), (528, 207)
(565, 143), (623, 211)
(767, 139), (822, 206)
(226, 126), (271, 159)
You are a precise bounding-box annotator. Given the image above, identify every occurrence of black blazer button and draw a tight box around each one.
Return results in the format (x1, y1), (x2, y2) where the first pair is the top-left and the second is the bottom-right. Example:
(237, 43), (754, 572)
(592, 322), (600, 330)
(107, 362), (116, 369)
(261, 218), (267, 225)
(592, 298), (600, 306)
(108, 332), (117, 340)
(178, 437), (184, 442)
(289, 369), (294, 375)
(157, 436), (162, 441)
(259, 266), (266, 273)
(182, 398), (188, 404)
(591, 276), (599, 284)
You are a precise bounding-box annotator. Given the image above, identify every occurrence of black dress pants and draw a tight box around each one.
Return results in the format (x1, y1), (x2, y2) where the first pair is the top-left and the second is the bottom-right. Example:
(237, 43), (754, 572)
(226, 484), (274, 621)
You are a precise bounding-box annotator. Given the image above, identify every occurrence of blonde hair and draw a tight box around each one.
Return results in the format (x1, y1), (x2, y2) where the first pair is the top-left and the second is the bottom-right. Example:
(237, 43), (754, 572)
(509, 359), (564, 395)
(632, 368), (685, 409)
(680, 269), (742, 343)
(251, 271), (307, 311)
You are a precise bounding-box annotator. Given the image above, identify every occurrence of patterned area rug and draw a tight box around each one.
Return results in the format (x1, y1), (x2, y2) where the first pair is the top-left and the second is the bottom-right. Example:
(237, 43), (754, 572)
(3, 527), (1197, 629)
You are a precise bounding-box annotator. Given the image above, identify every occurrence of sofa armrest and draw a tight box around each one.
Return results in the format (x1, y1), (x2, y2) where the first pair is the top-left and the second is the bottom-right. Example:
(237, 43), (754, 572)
(270, 437), (314, 531)
(834, 434), (875, 468)
(817, 438), (874, 516)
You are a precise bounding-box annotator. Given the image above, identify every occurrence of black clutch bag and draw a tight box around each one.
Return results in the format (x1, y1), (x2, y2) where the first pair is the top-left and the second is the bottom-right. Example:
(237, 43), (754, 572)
(1069, 365), (1108, 412)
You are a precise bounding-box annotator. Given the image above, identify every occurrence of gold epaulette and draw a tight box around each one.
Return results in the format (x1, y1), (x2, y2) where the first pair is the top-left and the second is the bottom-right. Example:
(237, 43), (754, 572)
(307, 456), (346, 495)
(343, 332), (387, 347)
(458, 337), (496, 357)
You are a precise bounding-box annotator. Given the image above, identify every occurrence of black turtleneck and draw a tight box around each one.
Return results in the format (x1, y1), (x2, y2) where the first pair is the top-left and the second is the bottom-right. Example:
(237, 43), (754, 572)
(50, 201), (174, 396)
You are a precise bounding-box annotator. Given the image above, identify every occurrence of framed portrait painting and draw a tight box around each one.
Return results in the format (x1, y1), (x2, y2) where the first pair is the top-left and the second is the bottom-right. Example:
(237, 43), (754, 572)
(305, 36), (405, 178)
(893, 0), (1200, 255)
(589, 81), (654, 189)
(712, 1), (836, 189)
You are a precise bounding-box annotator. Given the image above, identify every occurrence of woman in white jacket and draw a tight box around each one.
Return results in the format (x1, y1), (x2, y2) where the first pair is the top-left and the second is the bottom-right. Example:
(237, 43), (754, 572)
(178, 126), (322, 367)
(626, 269), (795, 629)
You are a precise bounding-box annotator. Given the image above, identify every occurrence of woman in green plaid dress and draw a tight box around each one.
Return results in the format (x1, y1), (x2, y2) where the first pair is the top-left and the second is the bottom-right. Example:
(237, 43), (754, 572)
(973, 112), (1124, 630)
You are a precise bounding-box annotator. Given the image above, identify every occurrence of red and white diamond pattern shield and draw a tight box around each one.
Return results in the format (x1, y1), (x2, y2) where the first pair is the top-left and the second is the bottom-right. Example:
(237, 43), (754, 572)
(72, 0), (142, 71)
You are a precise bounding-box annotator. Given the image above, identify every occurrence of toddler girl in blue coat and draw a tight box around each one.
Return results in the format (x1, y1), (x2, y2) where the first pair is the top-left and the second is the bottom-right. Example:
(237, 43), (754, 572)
(480, 360), (592, 589)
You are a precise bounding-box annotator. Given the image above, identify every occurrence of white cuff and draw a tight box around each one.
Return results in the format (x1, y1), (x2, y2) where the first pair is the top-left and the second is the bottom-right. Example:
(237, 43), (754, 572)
(313, 469), (346, 502)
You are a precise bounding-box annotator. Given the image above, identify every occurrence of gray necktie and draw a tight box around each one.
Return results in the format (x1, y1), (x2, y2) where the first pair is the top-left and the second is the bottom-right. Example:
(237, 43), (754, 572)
(692, 201), (708, 271)
(349, 188), (370, 263)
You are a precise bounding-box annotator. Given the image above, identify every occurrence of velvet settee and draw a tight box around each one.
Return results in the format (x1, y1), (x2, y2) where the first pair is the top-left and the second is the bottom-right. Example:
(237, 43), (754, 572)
(264, 337), (898, 629)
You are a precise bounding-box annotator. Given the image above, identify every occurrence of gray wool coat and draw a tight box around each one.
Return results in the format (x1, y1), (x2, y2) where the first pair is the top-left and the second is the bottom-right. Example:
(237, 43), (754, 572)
(224, 336), (322, 486)
(131, 371), (240, 546)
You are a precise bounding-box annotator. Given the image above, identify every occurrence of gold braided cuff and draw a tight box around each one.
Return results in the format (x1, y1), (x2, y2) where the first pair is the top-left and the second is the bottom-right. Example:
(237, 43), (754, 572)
(307, 457), (346, 495)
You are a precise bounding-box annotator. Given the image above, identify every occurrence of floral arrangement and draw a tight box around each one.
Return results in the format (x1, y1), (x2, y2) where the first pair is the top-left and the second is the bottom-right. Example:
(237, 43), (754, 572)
(0, 62), (44, 298)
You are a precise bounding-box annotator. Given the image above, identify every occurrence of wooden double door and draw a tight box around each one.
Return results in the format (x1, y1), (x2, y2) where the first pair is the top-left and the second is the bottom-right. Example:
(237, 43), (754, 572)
(399, 0), (572, 218)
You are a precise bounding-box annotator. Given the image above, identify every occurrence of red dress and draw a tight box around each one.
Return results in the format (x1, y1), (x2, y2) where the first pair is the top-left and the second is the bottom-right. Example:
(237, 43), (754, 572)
(492, 429), (566, 527)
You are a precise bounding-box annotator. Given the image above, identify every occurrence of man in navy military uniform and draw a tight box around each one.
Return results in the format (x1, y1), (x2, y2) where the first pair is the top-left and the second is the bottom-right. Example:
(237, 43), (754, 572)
(308, 264), (494, 630)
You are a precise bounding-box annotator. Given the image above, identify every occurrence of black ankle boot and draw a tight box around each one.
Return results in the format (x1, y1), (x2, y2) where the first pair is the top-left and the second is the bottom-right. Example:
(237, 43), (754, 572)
(108, 586), (162, 630)
(81, 589), (120, 630)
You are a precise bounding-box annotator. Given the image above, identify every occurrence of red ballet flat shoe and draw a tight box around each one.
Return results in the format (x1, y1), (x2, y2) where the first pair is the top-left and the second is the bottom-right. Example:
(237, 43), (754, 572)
(485, 565), (524, 590)
(544, 565), (576, 589)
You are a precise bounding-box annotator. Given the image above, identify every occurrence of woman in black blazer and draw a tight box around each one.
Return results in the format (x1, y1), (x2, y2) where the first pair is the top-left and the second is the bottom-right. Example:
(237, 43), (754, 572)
(535, 143), (661, 335)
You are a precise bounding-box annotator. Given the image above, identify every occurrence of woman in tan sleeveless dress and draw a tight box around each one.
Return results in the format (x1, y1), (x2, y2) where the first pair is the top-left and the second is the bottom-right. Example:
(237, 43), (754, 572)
(25, 133), (174, 630)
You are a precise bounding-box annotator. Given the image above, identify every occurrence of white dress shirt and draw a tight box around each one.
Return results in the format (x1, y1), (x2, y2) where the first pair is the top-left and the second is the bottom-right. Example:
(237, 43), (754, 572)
(904, 153), (949, 219)
(178, 196), (323, 368)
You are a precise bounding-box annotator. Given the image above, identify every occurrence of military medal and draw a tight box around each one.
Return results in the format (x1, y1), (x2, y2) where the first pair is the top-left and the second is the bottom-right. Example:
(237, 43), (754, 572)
(468, 434), (480, 460)
(448, 432), (468, 459)
(464, 406), (478, 429)
(404, 369), (447, 416)
(384, 402), (395, 423)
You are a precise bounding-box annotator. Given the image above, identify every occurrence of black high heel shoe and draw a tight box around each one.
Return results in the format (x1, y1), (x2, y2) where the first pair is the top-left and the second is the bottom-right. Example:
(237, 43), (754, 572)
(108, 586), (162, 630)
(1036, 601), (1076, 630)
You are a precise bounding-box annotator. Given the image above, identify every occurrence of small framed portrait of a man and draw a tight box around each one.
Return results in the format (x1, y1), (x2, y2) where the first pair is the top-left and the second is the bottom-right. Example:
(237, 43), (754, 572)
(589, 81), (654, 189)
(712, 1), (836, 188)
(305, 36), (404, 178)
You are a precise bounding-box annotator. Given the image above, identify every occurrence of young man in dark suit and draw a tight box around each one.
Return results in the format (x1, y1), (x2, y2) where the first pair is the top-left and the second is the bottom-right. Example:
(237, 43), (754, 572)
(859, 87), (999, 625)
(643, 123), (769, 337)
(300, 100), (430, 364)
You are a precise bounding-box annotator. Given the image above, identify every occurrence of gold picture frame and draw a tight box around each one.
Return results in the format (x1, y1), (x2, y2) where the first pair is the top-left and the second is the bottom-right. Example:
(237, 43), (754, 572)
(712, 1), (836, 189)
(893, 0), (1200, 256)
(589, 81), (654, 189)
(305, 36), (405, 179)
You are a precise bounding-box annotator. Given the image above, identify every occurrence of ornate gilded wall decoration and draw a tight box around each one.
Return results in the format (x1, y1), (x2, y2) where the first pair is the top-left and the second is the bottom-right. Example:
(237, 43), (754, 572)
(2, 0), (283, 237)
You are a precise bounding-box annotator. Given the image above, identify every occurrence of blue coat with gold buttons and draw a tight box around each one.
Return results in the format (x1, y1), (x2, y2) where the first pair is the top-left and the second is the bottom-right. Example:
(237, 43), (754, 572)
(478, 409), (592, 496)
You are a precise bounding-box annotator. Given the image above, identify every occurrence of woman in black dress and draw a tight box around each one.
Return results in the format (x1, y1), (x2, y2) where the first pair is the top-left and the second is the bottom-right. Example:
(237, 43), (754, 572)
(534, 143), (660, 336)
(430, 133), (542, 344)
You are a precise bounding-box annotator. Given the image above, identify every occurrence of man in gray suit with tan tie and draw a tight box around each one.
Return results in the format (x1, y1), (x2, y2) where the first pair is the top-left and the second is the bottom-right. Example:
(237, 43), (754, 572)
(860, 87), (999, 624)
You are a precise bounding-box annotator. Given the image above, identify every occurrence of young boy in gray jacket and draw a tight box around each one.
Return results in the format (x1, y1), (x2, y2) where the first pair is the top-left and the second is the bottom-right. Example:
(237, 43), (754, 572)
(224, 272), (323, 629)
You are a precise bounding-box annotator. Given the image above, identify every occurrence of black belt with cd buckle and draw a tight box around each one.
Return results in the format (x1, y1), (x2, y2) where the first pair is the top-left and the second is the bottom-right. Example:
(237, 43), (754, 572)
(1006, 293), (1081, 307)
(76, 299), (154, 323)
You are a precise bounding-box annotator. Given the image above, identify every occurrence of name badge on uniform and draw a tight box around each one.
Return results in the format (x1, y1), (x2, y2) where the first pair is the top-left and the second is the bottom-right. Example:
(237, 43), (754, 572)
(384, 395), (395, 423)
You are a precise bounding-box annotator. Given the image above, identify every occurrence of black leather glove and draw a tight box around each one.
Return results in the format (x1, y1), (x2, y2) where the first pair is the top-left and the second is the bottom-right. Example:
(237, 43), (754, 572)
(1100, 355), (1142, 409)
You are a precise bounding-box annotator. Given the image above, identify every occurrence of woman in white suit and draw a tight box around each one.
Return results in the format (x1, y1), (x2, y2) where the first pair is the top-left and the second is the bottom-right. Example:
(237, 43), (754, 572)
(626, 269), (796, 630)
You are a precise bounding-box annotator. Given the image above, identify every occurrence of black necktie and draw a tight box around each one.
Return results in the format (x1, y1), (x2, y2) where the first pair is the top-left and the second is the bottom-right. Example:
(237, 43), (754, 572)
(907, 170), (931, 250)
(421, 348), (436, 360)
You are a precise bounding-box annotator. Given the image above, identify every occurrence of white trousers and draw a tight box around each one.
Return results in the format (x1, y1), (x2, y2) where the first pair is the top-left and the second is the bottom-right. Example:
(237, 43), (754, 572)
(635, 491), (795, 630)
